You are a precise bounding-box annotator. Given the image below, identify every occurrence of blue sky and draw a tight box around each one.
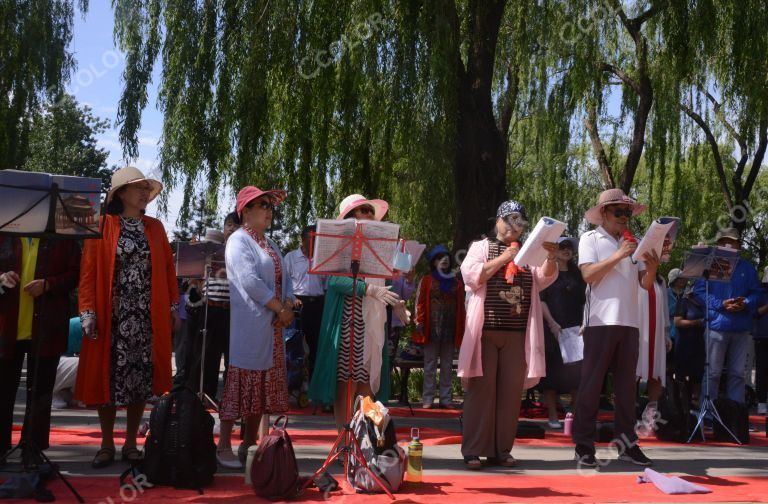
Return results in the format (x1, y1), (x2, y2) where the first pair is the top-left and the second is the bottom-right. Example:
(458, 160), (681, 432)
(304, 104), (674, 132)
(70, 3), (182, 231)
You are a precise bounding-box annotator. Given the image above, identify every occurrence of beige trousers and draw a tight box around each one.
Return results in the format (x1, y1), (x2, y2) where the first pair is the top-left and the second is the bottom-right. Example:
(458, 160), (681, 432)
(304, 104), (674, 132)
(461, 330), (526, 458)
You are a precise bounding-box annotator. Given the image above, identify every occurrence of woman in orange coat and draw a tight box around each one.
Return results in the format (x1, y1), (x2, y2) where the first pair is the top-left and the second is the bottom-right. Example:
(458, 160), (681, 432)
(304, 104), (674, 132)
(413, 245), (465, 409)
(76, 167), (180, 468)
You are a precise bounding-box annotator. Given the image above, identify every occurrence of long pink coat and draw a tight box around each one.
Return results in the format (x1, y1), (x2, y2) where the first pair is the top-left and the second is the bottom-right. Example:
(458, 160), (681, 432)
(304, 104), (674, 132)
(458, 238), (558, 389)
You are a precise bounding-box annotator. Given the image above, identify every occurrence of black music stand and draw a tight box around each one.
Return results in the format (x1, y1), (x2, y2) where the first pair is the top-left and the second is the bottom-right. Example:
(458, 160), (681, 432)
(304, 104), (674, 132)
(681, 246), (742, 444)
(301, 219), (400, 499)
(0, 172), (102, 503)
(175, 240), (226, 410)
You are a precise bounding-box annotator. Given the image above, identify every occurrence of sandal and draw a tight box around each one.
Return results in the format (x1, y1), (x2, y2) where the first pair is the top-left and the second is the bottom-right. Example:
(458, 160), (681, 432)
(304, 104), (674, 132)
(463, 456), (482, 470)
(489, 455), (517, 467)
(121, 446), (143, 463)
(92, 447), (116, 469)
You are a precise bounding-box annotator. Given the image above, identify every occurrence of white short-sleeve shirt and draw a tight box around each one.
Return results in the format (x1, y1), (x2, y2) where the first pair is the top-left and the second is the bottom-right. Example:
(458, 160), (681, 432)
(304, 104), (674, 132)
(578, 226), (646, 328)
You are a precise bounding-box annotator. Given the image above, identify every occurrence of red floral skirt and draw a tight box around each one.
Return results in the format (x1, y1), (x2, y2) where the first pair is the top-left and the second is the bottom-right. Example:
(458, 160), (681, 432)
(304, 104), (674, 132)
(219, 327), (289, 421)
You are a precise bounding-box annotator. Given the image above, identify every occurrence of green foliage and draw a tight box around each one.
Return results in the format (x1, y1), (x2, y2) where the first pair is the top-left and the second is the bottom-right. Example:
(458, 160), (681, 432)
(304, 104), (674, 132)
(0, 0), (88, 169)
(106, 0), (767, 259)
(23, 94), (112, 188)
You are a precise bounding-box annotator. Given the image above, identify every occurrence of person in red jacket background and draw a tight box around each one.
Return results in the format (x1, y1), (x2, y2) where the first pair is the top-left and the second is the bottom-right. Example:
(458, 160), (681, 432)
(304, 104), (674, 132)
(413, 245), (465, 409)
(0, 236), (80, 467)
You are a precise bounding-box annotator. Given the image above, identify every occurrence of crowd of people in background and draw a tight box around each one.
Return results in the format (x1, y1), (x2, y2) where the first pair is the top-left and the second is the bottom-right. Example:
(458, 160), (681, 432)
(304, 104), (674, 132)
(2, 167), (768, 474)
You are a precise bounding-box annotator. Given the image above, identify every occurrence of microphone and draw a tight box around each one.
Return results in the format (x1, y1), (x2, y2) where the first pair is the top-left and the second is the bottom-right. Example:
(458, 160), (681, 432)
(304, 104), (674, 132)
(504, 242), (522, 283)
(623, 229), (638, 264)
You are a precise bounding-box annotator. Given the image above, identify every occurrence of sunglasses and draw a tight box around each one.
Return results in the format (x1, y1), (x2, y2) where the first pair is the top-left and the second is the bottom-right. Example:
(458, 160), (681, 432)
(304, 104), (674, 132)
(607, 207), (633, 218)
(503, 212), (528, 227)
(356, 206), (375, 216)
(249, 200), (275, 211)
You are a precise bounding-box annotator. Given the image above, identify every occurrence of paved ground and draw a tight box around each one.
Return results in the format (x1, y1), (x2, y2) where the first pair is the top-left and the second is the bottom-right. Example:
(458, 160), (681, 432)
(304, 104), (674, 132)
(3, 365), (768, 502)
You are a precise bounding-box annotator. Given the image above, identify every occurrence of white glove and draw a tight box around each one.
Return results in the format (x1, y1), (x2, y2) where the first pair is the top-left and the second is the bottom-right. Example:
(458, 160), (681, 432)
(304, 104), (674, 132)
(366, 284), (400, 306)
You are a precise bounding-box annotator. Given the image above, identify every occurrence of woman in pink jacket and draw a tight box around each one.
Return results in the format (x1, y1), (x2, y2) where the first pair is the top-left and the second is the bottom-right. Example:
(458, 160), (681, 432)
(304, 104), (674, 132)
(458, 200), (558, 470)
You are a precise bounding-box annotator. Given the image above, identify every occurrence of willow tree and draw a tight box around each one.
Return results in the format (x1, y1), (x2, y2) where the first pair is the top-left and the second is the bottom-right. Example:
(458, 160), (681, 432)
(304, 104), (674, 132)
(0, 0), (88, 169)
(113, 0), (574, 248)
(660, 0), (768, 233)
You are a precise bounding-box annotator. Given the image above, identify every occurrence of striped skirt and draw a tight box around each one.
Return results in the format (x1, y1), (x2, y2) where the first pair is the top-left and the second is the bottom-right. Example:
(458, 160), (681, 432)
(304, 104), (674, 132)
(336, 295), (369, 383)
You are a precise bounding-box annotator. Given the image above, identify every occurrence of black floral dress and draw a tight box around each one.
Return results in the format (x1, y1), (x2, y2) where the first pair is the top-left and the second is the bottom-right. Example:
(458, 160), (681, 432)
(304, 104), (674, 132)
(110, 216), (153, 406)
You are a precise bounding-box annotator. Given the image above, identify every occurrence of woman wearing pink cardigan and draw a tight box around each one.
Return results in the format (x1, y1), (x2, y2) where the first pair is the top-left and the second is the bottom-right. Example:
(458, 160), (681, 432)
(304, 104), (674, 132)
(458, 200), (558, 470)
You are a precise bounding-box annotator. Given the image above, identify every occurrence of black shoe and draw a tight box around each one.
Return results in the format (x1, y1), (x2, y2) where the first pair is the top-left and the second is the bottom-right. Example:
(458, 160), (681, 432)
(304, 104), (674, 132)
(617, 445), (653, 466)
(574, 444), (598, 468)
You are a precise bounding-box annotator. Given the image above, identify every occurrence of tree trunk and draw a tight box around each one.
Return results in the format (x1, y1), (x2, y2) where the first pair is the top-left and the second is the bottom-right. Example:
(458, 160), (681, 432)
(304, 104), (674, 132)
(451, 0), (508, 250)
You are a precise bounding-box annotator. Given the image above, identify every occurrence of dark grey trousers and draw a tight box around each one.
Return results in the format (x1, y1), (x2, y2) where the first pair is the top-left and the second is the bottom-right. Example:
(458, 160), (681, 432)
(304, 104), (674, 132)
(572, 325), (639, 453)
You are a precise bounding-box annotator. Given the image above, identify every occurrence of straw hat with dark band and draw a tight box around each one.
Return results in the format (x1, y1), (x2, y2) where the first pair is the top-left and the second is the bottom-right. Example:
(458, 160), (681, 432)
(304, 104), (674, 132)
(106, 166), (163, 204)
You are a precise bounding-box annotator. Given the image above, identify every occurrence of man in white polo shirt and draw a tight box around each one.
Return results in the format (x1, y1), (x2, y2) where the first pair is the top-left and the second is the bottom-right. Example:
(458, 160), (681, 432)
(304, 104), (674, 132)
(573, 188), (660, 467)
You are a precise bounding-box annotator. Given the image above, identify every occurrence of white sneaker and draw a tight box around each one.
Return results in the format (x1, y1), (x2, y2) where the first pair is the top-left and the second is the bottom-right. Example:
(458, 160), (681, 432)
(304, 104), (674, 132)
(758, 403), (767, 415)
(51, 398), (68, 409)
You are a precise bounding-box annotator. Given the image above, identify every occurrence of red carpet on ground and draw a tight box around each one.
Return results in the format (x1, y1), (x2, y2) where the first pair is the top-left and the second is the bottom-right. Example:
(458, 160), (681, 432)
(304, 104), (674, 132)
(15, 424), (766, 448)
(32, 473), (768, 503)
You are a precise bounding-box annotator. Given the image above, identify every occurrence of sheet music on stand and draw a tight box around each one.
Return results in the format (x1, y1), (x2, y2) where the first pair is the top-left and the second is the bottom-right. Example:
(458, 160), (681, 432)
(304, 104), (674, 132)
(311, 218), (400, 278)
(680, 245), (739, 282)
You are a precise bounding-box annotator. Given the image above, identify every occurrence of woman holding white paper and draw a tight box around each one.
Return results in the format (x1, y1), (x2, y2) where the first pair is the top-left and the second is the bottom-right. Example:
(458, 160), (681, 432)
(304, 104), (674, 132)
(458, 200), (558, 470)
(539, 237), (585, 428)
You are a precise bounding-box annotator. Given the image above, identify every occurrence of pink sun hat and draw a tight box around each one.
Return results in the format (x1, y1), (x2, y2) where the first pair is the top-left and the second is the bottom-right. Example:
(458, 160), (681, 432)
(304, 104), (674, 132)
(235, 186), (287, 218)
(336, 194), (389, 221)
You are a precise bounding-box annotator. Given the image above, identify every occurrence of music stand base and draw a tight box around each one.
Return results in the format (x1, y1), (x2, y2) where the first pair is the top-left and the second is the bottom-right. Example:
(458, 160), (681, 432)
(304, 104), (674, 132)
(2, 439), (85, 503)
(686, 395), (742, 445)
(302, 421), (395, 499)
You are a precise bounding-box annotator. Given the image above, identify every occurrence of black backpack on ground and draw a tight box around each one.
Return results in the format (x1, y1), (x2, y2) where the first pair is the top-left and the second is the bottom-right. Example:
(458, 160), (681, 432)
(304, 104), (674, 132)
(122, 386), (217, 492)
(713, 397), (750, 444)
(655, 377), (696, 442)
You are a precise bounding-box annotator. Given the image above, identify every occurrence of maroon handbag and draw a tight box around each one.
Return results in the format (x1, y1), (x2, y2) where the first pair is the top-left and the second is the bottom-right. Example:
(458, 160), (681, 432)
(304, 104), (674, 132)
(250, 416), (300, 499)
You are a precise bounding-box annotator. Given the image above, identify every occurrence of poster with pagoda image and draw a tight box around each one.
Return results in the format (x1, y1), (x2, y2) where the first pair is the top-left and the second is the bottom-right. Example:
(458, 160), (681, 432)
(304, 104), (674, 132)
(0, 170), (102, 237)
(52, 175), (102, 236)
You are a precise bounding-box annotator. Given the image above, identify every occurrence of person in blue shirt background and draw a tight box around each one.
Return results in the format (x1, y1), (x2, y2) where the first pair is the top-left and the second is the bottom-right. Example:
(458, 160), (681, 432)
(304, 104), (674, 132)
(693, 228), (761, 405)
(667, 268), (687, 348)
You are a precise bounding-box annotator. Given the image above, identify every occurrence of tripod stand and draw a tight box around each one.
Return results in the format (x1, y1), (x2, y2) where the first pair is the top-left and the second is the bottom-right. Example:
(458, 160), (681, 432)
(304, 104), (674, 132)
(176, 240), (225, 411)
(683, 249), (742, 444)
(197, 258), (223, 411)
(303, 261), (395, 498)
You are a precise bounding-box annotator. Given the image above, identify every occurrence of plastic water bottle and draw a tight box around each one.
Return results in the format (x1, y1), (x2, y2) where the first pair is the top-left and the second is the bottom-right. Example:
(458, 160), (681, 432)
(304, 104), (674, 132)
(564, 412), (573, 437)
(406, 428), (422, 483)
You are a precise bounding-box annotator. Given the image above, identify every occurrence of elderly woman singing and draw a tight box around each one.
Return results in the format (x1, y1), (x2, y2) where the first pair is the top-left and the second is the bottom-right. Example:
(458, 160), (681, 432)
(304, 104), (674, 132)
(458, 200), (558, 470)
